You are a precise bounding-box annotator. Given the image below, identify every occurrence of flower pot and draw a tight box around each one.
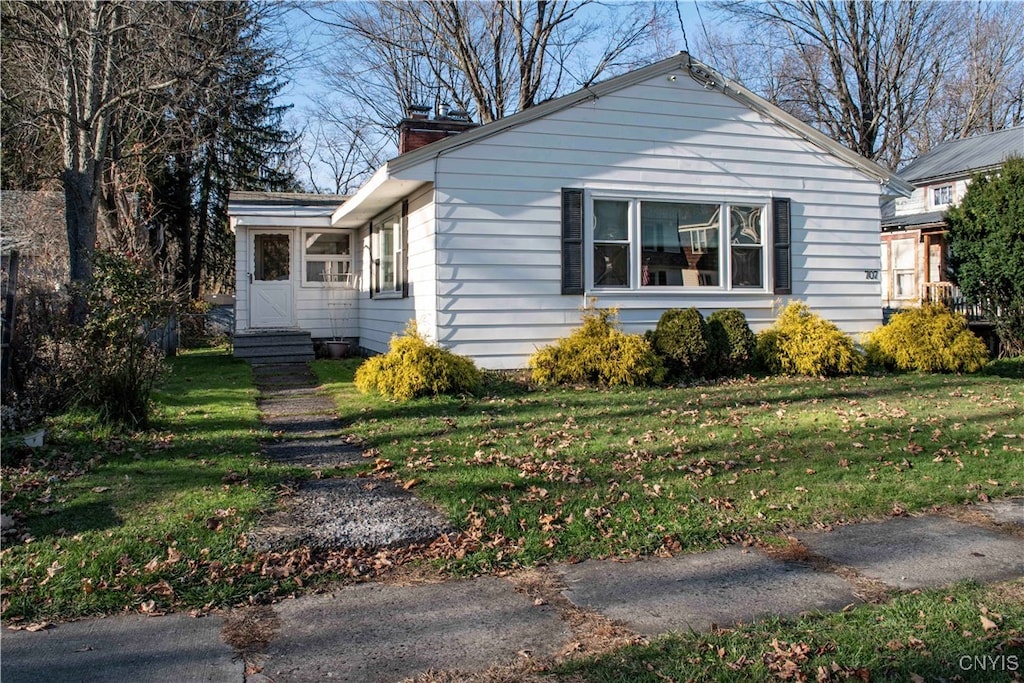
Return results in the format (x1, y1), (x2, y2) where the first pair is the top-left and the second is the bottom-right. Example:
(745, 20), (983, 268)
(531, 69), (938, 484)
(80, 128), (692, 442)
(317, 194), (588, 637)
(326, 340), (349, 359)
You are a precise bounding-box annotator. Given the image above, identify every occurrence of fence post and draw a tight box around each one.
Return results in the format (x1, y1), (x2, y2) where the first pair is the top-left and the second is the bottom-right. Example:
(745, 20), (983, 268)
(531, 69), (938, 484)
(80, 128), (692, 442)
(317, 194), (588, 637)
(1, 250), (21, 388)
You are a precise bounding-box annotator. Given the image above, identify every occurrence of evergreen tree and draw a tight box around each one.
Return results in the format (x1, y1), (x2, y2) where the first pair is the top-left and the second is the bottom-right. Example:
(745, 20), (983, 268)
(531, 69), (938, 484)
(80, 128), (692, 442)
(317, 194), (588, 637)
(947, 156), (1024, 356)
(148, 1), (299, 298)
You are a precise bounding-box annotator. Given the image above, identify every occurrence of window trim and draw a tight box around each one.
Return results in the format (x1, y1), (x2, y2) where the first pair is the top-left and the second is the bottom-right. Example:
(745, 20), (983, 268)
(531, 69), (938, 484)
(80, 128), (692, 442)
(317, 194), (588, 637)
(371, 211), (405, 298)
(583, 190), (771, 294)
(300, 228), (354, 289)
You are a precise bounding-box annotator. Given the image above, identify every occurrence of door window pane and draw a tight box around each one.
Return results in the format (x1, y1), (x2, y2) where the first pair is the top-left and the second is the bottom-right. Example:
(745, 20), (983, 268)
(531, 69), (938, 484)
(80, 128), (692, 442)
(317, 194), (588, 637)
(254, 234), (289, 281)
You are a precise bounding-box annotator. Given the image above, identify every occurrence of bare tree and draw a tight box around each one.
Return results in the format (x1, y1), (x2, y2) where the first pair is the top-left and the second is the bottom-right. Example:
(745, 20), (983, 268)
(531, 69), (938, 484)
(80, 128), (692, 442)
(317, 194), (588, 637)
(312, 0), (672, 151)
(911, 1), (1024, 154)
(710, 0), (953, 168)
(1, 1), (244, 291)
(297, 117), (389, 195)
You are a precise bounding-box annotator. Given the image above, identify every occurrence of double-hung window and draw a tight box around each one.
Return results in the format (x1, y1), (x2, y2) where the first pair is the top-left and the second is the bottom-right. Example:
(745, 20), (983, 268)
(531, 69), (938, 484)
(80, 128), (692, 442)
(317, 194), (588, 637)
(302, 230), (352, 286)
(372, 212), (404, 296)
(932, 185), (953, 208)
(588, 195), (767, 291)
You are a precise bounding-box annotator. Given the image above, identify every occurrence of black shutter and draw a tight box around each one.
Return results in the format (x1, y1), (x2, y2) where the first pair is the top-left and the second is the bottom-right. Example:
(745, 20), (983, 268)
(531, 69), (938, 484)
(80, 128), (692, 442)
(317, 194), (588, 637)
(401, 200), (410, 298)
(561, 188), (584, 295)
(772, 197), (792, 295)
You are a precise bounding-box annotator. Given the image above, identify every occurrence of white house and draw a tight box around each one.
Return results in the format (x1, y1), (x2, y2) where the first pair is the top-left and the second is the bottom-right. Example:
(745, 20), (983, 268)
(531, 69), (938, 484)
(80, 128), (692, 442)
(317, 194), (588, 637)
(880, 126), (1023, 314)
(229, 52), (912, 369)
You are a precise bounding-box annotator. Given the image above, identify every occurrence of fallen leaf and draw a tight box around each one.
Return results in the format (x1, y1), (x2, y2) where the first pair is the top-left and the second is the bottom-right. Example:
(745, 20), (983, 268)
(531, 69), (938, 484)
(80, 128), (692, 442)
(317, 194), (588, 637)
(90, 486), (110, 493)
(401, 479), (420, 490)
(980, 615), (998, 631)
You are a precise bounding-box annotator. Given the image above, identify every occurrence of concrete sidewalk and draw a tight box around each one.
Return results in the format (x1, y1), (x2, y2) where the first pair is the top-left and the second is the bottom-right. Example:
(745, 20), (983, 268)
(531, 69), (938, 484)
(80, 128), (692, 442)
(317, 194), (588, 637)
(3, 500), (1021, 683)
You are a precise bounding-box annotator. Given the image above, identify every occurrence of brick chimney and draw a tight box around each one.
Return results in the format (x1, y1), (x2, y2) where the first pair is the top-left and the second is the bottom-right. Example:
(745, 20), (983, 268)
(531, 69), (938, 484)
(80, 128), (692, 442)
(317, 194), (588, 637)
(398, 104), (478, 154)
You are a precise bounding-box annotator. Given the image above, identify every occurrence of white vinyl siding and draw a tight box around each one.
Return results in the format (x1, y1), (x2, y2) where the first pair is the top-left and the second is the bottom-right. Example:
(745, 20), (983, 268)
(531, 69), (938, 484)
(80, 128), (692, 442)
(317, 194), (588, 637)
(358, 185), (436, 354)
(427, 74), (885, 369)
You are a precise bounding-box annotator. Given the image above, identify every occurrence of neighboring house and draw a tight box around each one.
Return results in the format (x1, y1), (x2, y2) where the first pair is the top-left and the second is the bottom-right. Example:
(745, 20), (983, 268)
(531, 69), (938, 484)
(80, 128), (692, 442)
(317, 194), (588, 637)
(229, 52), (912, 369)
(880, 126), (1023, 317)
(0, 190), (67, 283)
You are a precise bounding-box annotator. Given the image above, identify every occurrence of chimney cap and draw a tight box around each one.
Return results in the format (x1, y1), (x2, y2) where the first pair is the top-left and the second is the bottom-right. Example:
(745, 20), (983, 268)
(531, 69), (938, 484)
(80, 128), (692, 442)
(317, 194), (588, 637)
(437, 102), (450, 118)
(407, 104), (431, 119)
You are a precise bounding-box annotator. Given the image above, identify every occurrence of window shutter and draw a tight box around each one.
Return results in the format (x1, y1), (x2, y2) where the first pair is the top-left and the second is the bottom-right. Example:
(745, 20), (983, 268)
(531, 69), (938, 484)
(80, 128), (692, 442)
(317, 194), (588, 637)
(401, 200), (410, 298)
(561, 188), (584, 295)
(772, 197), (792, 295)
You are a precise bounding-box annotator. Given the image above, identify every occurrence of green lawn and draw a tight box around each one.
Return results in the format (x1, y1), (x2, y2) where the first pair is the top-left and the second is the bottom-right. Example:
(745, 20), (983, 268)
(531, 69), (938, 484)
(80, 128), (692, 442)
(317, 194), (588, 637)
(2, 352), (1021, 630)
(552, 580), (1024, 682)
(313, 359), (1024, 573)
(0, 350), (319, 622)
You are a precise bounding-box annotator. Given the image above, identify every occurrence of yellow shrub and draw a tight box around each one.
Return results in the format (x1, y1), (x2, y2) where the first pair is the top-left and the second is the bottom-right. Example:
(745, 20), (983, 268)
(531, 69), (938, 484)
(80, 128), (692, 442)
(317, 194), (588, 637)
(756, 301), (865, 376)
(354, 322), (481, 400)
(529, 308), (665, 386)
(864, 305), (988, 373)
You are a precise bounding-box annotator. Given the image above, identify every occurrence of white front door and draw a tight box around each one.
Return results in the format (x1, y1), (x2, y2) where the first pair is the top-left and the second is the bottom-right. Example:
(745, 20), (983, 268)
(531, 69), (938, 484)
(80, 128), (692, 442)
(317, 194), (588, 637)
(250, 230), (294, 328)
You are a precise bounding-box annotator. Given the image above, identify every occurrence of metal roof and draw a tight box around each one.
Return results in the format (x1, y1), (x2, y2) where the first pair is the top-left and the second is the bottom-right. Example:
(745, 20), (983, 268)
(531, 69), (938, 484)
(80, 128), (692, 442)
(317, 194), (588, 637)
(899, 127), (1023, 183)
(881, 210), (947, 231)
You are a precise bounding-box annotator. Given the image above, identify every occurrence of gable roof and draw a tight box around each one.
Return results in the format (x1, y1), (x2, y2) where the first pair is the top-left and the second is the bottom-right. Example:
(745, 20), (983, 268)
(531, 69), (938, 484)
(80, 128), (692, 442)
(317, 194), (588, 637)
(332, 52), (913, 227)
(898, 127), (1024, 184)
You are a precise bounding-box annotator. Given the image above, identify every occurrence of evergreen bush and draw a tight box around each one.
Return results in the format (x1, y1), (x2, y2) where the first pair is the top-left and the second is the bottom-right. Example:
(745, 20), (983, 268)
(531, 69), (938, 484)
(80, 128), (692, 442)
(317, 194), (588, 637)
(354, 322), (481, 400)
(648, 307), (711, 379)
(864, 304), (989, 373)
(707, 309), (757, 375)
(756, 301), (865, 376)
(529, 308), (664, 386)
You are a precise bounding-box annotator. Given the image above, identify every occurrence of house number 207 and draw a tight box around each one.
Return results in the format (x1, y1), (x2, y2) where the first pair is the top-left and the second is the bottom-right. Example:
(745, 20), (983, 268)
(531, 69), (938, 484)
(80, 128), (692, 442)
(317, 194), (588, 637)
(864, 270), (879, 280)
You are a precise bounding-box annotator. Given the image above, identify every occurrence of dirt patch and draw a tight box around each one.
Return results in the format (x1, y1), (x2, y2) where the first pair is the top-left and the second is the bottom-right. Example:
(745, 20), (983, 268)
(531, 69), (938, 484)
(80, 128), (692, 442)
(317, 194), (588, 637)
(760, 535), (892, 605)
(507, 567), (644, 660)
(222, 605), (280, 654)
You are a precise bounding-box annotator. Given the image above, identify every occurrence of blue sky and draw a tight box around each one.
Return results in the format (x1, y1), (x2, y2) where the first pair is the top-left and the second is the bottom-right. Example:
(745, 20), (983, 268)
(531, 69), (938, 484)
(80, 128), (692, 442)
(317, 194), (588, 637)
(275, 1), (715, 189)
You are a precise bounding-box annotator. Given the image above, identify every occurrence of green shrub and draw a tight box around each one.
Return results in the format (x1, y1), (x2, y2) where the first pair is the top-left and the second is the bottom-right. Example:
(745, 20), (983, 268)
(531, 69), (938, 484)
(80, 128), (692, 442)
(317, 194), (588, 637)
(71, 250), (173, 427)
(756, 301), (865, 376)
(864, 304), (989, 373)
(354, 322), (481, 400)
(529, 308), (665, 387)
(648, 308), (711, 379)
(707, 309), (757, 375)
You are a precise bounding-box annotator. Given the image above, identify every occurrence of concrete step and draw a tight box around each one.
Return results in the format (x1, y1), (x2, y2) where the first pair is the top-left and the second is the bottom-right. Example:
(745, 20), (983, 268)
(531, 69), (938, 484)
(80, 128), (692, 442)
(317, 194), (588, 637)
(234, 330), (314, 365)
(243, 353), (315, 366)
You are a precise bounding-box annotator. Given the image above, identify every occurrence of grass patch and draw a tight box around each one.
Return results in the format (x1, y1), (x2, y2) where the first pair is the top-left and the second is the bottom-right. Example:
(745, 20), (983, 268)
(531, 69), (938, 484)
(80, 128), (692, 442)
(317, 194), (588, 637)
(553, 580), (1024, 682)
(0, 350), (310, 622)
(313, 360), (1024, 573)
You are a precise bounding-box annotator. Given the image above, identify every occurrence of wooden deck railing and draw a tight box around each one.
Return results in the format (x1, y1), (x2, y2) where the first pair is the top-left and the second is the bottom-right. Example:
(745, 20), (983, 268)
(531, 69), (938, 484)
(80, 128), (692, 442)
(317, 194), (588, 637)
(922, 282), (992, 322)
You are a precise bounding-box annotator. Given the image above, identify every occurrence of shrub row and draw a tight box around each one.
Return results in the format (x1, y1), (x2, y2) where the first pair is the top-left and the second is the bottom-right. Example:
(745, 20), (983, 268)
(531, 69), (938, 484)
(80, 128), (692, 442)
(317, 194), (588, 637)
(353, 302), (991, 399)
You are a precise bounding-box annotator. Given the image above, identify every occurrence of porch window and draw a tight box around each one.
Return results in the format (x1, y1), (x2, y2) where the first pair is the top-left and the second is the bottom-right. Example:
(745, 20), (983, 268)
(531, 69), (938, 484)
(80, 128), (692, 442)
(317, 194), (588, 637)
(588, 195), (767, 291)
(890, 237), (916, 300)
(302, 230), (352, 286)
